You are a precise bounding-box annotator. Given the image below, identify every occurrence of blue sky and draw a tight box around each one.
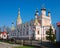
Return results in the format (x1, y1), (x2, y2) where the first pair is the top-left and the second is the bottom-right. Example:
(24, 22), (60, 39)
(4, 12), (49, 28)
(0, 0), (60, 27)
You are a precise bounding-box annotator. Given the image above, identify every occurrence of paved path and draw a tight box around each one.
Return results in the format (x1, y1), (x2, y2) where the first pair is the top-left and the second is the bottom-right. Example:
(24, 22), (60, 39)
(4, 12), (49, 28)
(0, 42), (21, 48)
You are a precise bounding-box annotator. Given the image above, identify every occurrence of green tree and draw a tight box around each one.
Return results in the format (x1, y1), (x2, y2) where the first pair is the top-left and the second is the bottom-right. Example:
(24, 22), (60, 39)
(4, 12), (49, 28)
(46, 26), (55, 42)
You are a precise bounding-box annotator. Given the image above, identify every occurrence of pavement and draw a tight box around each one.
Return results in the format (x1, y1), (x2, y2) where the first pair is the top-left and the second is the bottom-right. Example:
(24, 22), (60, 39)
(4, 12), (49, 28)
(0, 42), (21, 48)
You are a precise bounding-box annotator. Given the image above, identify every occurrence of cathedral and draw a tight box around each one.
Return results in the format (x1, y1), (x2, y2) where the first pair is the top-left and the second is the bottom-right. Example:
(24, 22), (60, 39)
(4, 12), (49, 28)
(9, 7), (54, 41)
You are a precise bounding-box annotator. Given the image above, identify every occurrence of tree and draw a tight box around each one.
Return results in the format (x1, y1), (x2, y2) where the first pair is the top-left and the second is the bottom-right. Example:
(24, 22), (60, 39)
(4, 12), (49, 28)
(46, 26), (55, 42)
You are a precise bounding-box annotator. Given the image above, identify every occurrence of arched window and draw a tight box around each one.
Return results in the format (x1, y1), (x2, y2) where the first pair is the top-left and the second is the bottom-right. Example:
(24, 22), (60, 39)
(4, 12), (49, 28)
(37, 31), (39, 34)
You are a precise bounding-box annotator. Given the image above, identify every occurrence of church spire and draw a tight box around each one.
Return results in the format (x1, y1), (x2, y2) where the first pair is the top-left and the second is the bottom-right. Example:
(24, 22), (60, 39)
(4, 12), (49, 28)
(17, 8), (22, 26)
(18, 8), (20, 17)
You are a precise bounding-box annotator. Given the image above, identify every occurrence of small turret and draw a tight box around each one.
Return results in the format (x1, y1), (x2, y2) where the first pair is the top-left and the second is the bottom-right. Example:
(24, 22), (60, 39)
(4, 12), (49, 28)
(11, 22), (15, 31)
(48, 11), (51, 17)
(34, 9), (40, 26)
(41, 7), (46, 16)
(48, 11), (51, 24)
(35, 8), (39, 19)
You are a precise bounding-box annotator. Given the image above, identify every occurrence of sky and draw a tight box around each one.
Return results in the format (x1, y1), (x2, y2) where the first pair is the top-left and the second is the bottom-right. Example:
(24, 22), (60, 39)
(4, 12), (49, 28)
(0, 0), (60, 27)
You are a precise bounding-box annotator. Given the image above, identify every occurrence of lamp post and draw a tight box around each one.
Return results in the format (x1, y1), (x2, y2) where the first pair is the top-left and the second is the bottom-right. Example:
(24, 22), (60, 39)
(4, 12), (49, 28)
(41, 26), (42, 44)
(17, 28), (19, 39)
(22, 26), (23, 46)
(29, 25), (30, 40)
(18, 29), (19, 38)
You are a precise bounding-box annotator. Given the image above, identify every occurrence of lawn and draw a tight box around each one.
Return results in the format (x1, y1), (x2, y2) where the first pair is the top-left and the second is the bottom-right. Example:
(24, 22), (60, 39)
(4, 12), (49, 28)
(13, 46), (34, 48)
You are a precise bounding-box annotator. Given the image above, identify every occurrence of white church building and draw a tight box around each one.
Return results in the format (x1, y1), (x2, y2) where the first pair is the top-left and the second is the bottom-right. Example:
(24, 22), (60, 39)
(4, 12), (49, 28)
(9, 7), (54, 41)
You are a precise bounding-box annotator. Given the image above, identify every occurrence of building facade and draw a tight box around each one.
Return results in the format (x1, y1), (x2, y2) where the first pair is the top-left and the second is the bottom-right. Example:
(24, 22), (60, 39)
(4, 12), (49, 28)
(56, 22), (60, 42)
(9, 8), (54, 41)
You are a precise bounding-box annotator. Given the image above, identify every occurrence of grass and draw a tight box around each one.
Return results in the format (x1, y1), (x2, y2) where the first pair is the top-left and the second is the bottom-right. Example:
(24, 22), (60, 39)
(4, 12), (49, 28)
(0, 39), (15, 44)
(13, 46), (34, 48)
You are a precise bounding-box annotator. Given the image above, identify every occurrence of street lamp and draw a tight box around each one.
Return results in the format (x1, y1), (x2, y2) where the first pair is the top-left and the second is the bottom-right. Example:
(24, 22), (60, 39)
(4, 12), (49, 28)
(21, 26), (23, 46)
(17, 29), (19, 38)
(41, 26), (42, 44)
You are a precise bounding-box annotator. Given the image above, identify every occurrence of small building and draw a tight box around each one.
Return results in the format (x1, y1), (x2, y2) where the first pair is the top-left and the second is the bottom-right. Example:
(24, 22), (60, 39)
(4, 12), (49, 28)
(0, 32), (8, 39)
(56, 22), (60, 42)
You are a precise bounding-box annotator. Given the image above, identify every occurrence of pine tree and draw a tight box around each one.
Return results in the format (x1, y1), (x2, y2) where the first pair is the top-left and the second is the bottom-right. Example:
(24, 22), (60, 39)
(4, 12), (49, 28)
(46, 26), (55, 42)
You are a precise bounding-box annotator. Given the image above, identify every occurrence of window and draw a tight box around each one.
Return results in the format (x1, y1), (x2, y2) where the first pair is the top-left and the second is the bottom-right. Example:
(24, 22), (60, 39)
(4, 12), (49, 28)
(33, 26), (35, 30)
(4, 35), (6, 37)
(26, 31), (28, 35)
(37, 31), (39, 34)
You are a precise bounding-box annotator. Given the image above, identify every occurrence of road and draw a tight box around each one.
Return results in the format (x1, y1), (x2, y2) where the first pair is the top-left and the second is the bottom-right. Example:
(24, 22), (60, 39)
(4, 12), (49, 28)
(0, 42), (21, 48)
(0, 41), (48, 48)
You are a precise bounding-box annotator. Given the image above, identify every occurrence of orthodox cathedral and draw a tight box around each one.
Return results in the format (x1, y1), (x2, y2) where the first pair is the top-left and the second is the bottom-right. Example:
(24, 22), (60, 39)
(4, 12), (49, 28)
(9, 8), (54, 41)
